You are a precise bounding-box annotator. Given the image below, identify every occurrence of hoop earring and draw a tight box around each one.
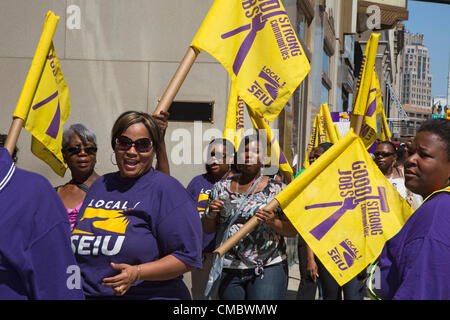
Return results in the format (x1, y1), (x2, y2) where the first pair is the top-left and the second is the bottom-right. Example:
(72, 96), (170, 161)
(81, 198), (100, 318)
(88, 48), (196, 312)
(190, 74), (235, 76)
(110, 153), (117, 166)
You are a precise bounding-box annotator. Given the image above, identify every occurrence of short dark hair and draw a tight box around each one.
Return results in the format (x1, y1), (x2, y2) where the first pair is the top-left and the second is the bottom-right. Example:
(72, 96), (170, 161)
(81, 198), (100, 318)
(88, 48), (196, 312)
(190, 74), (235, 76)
(377, 140), (397, 153)
(111, 111), (161, 152)
(206, 138), (235, 164)
(317, 142), (334, 153)
(417, 118), (450, 160)
(235, 134), (267, 165)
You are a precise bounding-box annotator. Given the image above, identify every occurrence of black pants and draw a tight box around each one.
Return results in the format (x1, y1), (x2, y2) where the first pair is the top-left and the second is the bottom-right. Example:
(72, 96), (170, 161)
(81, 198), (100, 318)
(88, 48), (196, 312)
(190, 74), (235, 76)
(296, 235), (365, 300)
(296, 235), (319, 300)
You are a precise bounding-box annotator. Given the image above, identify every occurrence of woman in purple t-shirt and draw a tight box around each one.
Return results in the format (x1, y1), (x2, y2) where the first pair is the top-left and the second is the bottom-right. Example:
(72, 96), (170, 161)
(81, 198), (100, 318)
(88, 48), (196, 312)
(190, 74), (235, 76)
(186, 138), (235, 299)
(72, 111), (202, 299)
(378, 118), (450, 299)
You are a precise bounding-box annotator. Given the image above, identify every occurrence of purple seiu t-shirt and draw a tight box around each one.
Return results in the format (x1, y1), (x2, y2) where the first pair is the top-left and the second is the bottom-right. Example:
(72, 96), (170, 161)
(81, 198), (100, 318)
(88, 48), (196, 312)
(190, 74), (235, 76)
(0, 148), (84, 300)
(186, 174), (221, 253)
(379, 192), (450, 300)
(72, 168), (202, 299)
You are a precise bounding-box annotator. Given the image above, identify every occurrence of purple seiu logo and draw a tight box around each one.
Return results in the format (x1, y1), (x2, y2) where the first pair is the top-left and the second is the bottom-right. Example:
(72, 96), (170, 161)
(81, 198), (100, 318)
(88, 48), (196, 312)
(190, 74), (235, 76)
(247, 66), (286, 107)
(328, 238), (362, 271)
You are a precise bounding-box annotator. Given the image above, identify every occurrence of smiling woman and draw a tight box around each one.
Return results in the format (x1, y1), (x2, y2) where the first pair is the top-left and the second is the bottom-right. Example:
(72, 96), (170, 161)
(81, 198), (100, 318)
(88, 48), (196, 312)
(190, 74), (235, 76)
(378, 118), (450, 300)
(72, 110), (202, 300)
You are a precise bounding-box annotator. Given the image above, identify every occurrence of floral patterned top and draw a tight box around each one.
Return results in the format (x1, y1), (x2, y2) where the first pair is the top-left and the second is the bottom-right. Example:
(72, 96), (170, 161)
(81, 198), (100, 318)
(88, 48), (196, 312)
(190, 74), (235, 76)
(207, 177), (287, 269)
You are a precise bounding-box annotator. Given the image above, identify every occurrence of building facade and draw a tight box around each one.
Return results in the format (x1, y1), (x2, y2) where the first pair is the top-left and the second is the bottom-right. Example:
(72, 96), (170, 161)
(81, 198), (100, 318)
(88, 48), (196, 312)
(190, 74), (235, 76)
(401, 104), (432, 138)
(400, 31), (433, 108)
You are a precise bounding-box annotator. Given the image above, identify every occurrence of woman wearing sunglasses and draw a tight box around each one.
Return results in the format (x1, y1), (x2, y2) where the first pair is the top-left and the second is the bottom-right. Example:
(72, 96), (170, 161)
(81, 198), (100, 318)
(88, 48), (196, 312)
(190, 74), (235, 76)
(57, 124), (100, 231)
(71, 111), (202, 300)
(374, 141), (421, 210)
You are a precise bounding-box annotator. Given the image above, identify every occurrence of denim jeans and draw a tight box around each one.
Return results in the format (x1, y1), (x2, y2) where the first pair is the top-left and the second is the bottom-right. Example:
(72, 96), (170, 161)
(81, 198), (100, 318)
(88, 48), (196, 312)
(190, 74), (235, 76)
(218, 261), (288, 300)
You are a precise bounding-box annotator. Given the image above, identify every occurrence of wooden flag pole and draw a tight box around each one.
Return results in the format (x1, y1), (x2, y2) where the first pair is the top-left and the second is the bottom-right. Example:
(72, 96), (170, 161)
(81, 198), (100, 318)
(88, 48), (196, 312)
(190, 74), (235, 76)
(213, 197), (280, 257)
(4, 118), (24, 157)
(153, 46), (200, 115)
(353, 115), (364, 136)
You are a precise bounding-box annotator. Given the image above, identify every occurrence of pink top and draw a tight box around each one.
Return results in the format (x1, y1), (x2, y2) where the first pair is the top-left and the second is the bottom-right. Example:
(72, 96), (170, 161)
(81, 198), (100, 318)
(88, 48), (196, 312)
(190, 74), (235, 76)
(67, 202), (83, 232)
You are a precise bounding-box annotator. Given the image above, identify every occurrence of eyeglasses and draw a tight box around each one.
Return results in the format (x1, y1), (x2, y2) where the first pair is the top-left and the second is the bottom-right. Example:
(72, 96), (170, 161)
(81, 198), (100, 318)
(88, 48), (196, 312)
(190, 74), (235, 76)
(65, 145), (97, 156)
(115, 136), (153, 153)
(374, 152), (395, 158)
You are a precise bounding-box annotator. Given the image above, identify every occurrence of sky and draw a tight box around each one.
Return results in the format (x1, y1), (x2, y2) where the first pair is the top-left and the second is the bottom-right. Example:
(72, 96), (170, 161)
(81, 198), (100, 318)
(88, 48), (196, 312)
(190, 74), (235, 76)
(404, 0), (450, 99)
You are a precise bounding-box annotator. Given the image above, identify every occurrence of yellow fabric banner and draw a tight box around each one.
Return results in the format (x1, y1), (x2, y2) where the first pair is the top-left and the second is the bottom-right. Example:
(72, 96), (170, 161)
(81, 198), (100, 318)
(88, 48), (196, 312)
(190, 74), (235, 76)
(303, 114), (320, 169)
(378, 108), (392, 141)
(276, 130), (413, 285)
(223, 84), (245, 150)
(350, 33), (380, 148)
(320, 103), (340, 144)
(13, 11), (70, 177)
(247, 104), (294, 181)
(191, 0), (310, 122)
(303, 104), (339, 168)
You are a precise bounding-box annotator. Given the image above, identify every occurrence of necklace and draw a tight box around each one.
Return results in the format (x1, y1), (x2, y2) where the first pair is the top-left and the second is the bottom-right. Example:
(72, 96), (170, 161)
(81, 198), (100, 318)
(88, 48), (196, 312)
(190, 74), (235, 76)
(234, 173), (261, 194)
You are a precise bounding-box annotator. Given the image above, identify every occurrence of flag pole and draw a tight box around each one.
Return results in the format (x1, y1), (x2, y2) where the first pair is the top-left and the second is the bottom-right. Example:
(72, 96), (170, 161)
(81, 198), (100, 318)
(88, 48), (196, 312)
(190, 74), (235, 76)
(5, 11), (59, 158)
(4, 118), (24, 156)
(153, 46), (200, 115)
(213, 198), (280, 257)
(353, 115), (364, 136)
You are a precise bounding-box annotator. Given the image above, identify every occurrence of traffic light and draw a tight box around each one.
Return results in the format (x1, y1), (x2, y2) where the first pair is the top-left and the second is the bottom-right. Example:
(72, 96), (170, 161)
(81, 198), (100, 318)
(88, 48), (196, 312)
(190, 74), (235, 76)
(446, 109), (450, 120)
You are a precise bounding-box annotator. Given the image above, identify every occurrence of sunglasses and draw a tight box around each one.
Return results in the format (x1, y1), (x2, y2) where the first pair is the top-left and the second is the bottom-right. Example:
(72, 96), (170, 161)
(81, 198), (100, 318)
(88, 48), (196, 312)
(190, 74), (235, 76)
(374, 152), (395, 158)
(65, 145), (97, 156)
(115, 136), (153, 153)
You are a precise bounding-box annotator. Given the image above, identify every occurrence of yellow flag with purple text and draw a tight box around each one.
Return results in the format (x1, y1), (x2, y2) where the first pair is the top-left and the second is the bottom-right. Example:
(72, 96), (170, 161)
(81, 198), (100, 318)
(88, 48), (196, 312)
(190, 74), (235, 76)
(320, 103), (339, 144)
(276, 130), (413, 285)
(303, 114), (321, 168)
(223, 84), (245, 150)
(13, 11), (70, 177)
(350, 33), (380, 148)
(191, 0), (310, 122)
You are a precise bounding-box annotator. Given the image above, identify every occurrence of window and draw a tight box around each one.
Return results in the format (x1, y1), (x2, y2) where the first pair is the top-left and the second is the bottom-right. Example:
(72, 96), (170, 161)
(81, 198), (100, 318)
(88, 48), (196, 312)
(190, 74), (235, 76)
(168, 101), (214, 122)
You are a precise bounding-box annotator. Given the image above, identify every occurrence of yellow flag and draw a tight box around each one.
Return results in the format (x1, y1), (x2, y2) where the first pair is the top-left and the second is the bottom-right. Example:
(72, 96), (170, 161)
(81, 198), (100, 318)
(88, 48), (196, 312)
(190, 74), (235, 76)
(320, 103), (339, 144)
(246, 104), (294, 181)
(378, 108), (392, 141)
(303, 114), (320, 169)
(303, 104), (339, 168)
(276, 129), (413, 285)
(191, 0), (310, 122)
(13, 11), (70, 177)
(350, 33), (380, 148)
(223, 84), (245, 150)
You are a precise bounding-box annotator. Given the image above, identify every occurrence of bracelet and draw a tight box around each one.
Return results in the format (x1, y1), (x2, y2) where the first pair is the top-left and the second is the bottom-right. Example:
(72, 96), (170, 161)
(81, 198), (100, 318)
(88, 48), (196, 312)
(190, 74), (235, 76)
(136, 264), (141, 282)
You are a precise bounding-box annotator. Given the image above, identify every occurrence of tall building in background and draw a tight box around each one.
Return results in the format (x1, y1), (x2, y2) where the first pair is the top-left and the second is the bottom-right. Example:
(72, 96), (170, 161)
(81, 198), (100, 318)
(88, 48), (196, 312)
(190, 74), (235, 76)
(400, 31), (432, 107)
(398, 31), (433, 138)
